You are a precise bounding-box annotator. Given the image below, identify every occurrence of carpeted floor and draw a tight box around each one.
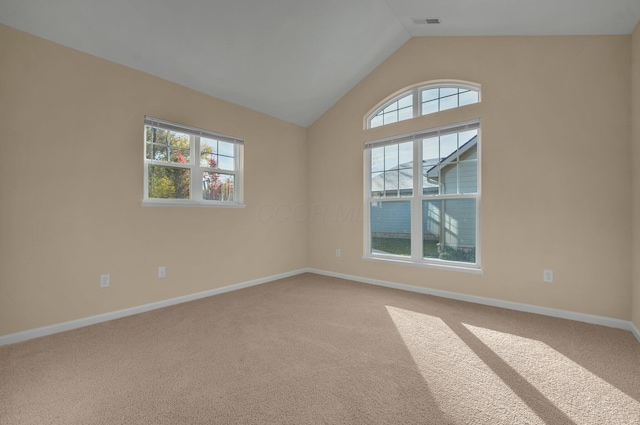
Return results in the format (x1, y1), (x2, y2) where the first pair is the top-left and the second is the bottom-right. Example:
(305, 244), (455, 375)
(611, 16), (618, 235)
(1, 273), (639, 424)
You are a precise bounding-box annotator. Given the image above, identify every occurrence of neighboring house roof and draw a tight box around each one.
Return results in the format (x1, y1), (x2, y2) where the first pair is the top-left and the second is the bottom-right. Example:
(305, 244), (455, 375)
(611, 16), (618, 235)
(371, 164), (428, 195)
(371, 135), (477, 195)
(425, 135), (478, 178)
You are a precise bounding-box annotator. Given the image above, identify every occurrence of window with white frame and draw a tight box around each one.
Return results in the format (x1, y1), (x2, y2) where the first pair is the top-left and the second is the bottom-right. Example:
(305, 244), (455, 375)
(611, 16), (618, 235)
(143, 116), (244, 207)
(364, 120), (480, 271)
(367, 82), (480, 129)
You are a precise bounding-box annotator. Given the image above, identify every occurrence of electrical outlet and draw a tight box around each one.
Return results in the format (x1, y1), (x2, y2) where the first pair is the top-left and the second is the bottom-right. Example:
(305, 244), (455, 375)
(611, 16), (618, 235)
(158, 266), (166, 279)
(543, 269), (553, 283)
(336, 248), (341, 258)
(100, 274), (110, 288)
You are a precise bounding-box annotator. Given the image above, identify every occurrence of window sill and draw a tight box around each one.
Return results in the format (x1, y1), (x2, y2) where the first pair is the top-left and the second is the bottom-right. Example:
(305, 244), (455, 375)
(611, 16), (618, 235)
(142, 199), (246, 208)
(361, 255), (483, 275)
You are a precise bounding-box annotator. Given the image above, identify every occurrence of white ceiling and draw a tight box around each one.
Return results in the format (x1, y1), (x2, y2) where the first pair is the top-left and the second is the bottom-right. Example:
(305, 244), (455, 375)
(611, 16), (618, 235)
(1, 0), (639, 127)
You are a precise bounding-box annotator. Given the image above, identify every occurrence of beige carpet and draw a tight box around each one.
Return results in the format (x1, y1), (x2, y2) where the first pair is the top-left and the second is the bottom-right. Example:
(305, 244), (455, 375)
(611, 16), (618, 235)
(1, 273), (639, 424)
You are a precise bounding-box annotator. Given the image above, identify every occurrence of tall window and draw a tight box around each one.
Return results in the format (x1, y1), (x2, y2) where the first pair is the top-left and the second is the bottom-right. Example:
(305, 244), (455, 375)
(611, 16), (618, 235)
(143, 116), (244, 207)
(365, 120), (481, 271)
(367, 82), (480, 129)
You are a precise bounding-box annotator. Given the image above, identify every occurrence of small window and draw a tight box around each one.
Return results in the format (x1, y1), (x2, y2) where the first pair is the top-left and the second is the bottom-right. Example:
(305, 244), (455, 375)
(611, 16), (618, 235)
(143, 117), (244, 207)
(369, 93), (413, 128)
(367, 82), (480, 129)
(421, 87), (479, 116)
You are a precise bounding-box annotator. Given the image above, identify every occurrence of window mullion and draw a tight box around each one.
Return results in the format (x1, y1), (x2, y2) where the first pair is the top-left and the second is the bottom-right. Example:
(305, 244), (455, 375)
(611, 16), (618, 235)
(234, 146), (240, 202)
(364, 149), (373, 257)
(143, 160), (149, 200)
(411, 137), (422, 261)
(146, 160), (190, 168)
(192, 135), (202, 201)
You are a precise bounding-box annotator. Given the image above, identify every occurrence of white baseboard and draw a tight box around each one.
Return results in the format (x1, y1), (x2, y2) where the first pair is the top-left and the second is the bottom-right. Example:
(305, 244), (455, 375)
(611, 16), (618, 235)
(632, 322), (640, 343)
(306, 268), (639, 340)
(0, 269), (307, 347)
(3, 268), (639, 347)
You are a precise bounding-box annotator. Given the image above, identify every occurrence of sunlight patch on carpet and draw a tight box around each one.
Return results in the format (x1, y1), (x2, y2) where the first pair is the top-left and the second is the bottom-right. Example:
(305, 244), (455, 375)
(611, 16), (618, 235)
(464, 324), (640, 425)
(386, 306), (544, 425)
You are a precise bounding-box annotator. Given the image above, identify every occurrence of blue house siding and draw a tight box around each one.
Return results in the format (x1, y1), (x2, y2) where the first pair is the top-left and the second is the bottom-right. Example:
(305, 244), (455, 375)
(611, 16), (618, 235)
(423, 199), (476, 249)
(371, 198), (476, 249)
(371, 201), (411, 238)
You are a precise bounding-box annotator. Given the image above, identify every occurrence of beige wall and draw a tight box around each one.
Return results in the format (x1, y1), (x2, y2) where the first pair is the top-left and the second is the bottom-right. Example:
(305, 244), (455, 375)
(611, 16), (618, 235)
(633, 22), (640, 330)
(308, 36), (633, 320)
(0, 25), (308, 337)
(1, 24), (637, 339)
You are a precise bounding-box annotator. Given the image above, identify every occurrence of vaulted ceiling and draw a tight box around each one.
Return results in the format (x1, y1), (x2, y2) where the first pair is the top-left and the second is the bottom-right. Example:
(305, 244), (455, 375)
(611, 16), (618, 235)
(1, 0), (639, 127)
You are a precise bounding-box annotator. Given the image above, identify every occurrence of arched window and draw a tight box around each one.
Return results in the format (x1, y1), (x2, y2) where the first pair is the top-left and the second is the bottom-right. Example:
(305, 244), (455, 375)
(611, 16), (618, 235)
(367, 81), (480, 129)
(363, 81), (482, 272)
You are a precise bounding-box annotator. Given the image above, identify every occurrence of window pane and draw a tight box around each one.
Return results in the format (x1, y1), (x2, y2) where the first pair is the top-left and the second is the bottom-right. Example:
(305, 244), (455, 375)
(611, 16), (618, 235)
(371, 201), (411, 257)
(379, 171), (398, 197)
(422, 137), (440, 166)
(218, 141), (234, 157)
(146, 143), (167, 161)
(371, 171), (384, 197)
(216, 155), (235, 171)
(369, 143), (414, 198)
(459, 90), (479, 106)
(398, 142), (414, 196)
(458, 159), (478, 194)
(201, 139), (235, 170)
(398, 106), (413, 121)
(201, 137), (217, 153)
(419, 87), (480, 116)
(370, 115), (384, 128)
(145, 126), (155, 143)
(439, 94), (458, 111)
(423, 199), (476, 263)
(169, 147), (190, 164)
(422, 89), (439, 102)
(400, 93), (413, 108)
(371, 147), (384, 172)
(383, 101), (398, 114)
(383, 111), (398, 125)
(422, 100), (439, 115)
(203, 173), (234, 201)
(201, 153), (216, 168)
(148, 165), (190, 199)
(398, 168), (413, 193)
(441, 163), (459, 194)
(440, 133), (458, 159)
(396, 94), (411, 109)
(384, 145), (399, 170)
(440, 87), (458, 97)
(145, 126), (191, 164)
(459, 130), (477, 146)
(201, 138), (217, 167)
(423, 130), (478, 195)
(169, 131), (189, 147)
(398, 142), (413, 165)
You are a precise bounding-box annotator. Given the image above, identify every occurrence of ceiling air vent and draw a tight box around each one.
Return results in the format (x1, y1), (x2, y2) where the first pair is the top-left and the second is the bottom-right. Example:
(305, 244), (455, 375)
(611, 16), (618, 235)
(412, 18), (441, 25)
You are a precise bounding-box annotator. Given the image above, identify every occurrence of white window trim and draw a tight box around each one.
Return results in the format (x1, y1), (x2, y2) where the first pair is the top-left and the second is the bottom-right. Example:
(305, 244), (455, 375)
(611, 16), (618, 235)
(141, 199), (246, 208)
(363, 120), (482, 273)
(143, 116), (245, 207)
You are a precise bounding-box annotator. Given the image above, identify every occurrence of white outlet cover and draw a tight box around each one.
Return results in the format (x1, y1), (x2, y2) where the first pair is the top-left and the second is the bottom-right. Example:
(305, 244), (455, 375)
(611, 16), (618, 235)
(100, 274), (110, 288)
(543, 269), (553, 283)
(158, 266), (166, 278)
